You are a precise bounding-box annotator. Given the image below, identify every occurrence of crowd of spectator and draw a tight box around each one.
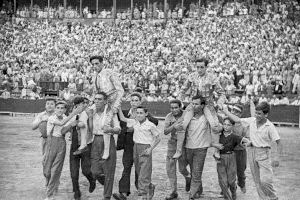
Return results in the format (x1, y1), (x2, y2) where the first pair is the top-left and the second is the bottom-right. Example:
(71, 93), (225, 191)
(1, 0), (300, 106)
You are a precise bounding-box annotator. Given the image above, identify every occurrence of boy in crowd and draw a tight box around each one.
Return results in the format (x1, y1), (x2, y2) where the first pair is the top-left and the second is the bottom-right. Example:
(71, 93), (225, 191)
(217, 117), (250, 200)
(32, 96), (56, 156)
(43, 100), (85, 200)
(118, 106), (161, 200)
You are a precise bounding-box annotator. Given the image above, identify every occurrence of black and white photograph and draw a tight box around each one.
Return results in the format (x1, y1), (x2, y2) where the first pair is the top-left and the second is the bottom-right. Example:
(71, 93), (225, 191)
(0, 0), (300, 199)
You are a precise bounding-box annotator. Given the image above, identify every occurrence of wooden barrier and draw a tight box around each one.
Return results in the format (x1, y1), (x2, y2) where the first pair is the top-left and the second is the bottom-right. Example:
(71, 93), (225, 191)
(0, 98), (299, 128)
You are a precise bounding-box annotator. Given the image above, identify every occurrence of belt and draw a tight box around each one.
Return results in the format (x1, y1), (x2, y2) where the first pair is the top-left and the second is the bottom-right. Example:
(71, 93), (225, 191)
(221, 151), (233, 154)
(249, 143), (270, 149)
(94, 134), (103, 137)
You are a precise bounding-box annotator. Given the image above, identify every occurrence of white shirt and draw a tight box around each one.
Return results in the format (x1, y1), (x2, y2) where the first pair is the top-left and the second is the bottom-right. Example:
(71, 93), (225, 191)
(241, 117), (280, 148)
(47, 114), (67, 138)
(127, 118), (160, 145)
(185, 115), (212, 149)
(92, 105), (120, 135)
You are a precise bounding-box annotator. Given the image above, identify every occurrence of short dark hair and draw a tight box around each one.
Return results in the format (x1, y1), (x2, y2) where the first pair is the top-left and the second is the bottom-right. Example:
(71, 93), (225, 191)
(95, 91), (108, 100)
(256, 102), (270, 114)
(169, 99), (182, 108)
(55, 100), (67, 108)
(136, 106), (148, 113)
(73, 96), (85, 105)
(131, 92), (142, 101)
(90, 56), (103, 63)
(45, 96), (56, 103)
(223, 117), (235, 125)
(194, 58), (209, 66)
(192, 95), (206, 105)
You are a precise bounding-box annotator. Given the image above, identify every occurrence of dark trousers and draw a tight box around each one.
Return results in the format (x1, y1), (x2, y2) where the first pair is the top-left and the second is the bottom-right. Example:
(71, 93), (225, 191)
(91, 135), (117, 200)
(235, 149), (247, 188)
(118, 132), (138, 194)
(185, 148), (208, 197)
(70, 141), (94, 194)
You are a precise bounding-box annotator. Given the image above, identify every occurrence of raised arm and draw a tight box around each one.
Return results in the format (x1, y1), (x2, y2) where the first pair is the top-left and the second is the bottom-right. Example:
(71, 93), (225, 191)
(32, 112), (45, 130)
(220, 105), (242, 123)
(52, 105), (86, 126)
(250, 98), (255, 117)
(118, 108), (130, 123)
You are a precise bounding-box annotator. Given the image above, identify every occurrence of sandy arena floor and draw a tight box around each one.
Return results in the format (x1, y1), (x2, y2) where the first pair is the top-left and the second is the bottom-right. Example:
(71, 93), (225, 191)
(0, 116), (299, 200)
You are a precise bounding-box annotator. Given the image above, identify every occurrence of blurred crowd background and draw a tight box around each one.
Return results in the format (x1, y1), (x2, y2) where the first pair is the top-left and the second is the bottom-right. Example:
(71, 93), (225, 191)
(0, 0), (300, 106)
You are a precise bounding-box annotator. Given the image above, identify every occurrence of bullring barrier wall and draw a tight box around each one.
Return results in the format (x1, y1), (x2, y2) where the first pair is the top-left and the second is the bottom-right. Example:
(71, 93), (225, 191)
(0, 98), (299, 127)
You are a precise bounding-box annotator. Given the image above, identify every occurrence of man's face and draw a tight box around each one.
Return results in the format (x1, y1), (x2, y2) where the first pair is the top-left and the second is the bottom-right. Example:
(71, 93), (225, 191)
(91, 59), (104, 73)
(130, 95), (141, 109)
(192, 98), (203, 112)
(170, 103), (181, 116)
(45, 100), (55, 113)
(94, 94), (106, 109)
(55, 104), (66, 117)
(255, 110), (266, 122)
(136, 108), (147, 122)
(196, 61), (207, 76)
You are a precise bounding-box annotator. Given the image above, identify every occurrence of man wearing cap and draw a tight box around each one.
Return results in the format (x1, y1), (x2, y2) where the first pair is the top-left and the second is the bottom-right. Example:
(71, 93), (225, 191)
(61, 96), (96, 200)
(113, 92), (158, 200)
(230, 104), (248, 193)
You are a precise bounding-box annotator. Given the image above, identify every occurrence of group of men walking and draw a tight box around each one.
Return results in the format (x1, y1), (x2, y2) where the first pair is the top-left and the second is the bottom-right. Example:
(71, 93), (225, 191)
(32, 55), (282, 200)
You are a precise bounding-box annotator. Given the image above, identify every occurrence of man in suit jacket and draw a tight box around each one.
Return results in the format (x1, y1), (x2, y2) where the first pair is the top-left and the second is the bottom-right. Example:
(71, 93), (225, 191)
(113, 92), (158, 200)
(274, 80), (283, 94)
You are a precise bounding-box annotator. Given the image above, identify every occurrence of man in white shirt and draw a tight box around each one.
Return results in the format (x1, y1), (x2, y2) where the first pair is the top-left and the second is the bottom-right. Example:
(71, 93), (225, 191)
(221, 101), (282, 200)
(88, 92), (121, 200)
(184, 95), (214, 199)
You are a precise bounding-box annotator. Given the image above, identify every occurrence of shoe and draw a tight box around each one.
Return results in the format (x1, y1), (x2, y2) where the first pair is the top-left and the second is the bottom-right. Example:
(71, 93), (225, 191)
(74, 191), (81, 200)
(113, 193), (127, 200)
(165, 191), (178, 200)
(89, 179), (96, 193)
(185, 177), (191, 192)
(73, 146), (89, 156)
(98, 174), (105, 185)
(148, 183), (155, 199)
(240, 186), (246, 193)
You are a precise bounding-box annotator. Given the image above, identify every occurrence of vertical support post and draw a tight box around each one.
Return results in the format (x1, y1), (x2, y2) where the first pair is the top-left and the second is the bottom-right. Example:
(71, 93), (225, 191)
(14, 0), (16, 14)
(96, 0), (99, 14)
(113, 0), (116, 19)
(80, 0), (82, 17)
(131, 0), (133, 19)
(164, 0), (167, 22)
(64, 0), (67, 9)
(31, 0), (33, 17)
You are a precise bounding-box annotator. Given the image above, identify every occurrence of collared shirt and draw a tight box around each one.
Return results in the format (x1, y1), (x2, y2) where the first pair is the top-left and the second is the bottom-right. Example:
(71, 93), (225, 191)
(241, 117), (280, 148)
(127, 118), (160, 145)
(69, 111), (93, 145)
(92, 105), (120, 136)
(164, 111), (184, 141)
(47, 114), (67, 138)
(185, 115), (212, 149)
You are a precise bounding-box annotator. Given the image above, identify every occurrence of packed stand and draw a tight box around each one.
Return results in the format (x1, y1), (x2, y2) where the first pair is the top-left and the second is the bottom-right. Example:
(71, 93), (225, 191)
(0, 1), (300, 106)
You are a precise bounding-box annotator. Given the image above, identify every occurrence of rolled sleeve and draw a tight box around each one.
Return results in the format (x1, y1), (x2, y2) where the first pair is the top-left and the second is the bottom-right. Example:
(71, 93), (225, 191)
(112, 114), (121, 129)
(269, 124), (280, 142)
(126, 118), (136, 128)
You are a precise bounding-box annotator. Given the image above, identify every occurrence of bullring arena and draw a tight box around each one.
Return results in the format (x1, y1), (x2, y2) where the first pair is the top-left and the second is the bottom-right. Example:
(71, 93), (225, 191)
(0, 115), (299, 200)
